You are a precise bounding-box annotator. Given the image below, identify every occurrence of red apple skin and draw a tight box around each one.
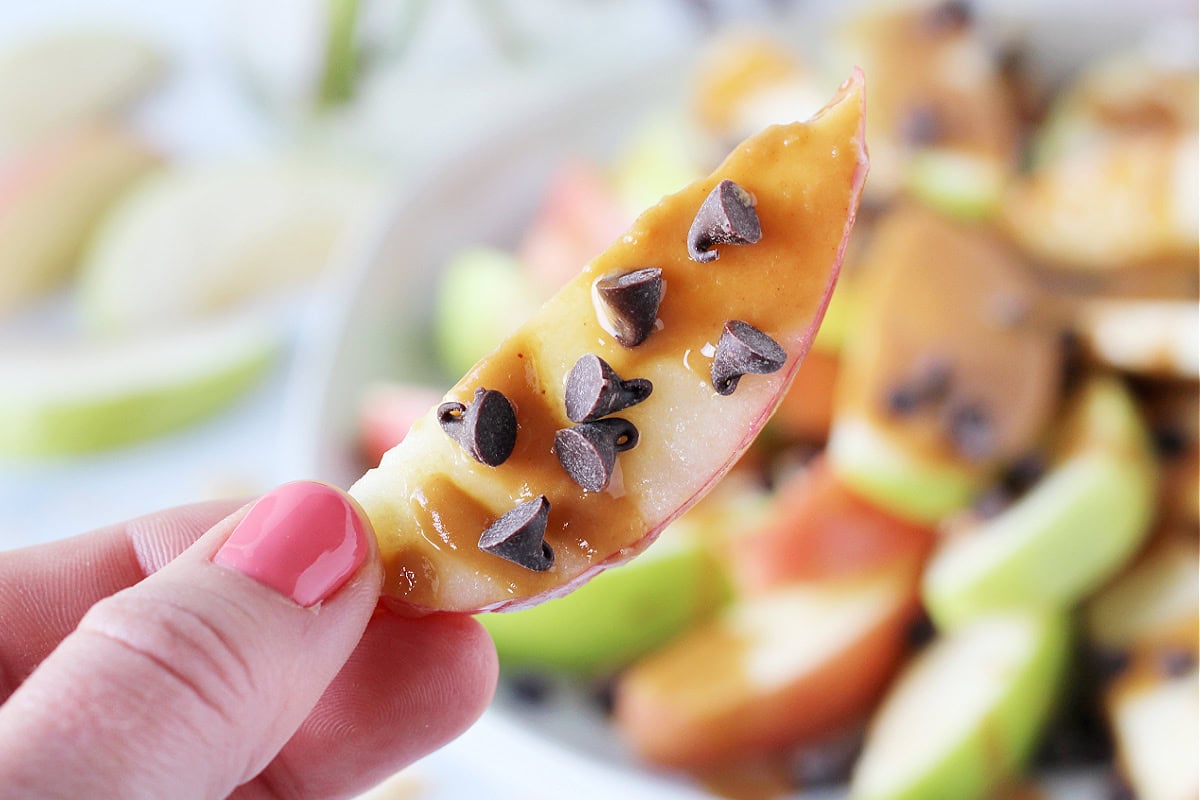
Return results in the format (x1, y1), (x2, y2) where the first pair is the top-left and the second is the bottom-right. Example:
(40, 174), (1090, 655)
(357, 383), (446, 468)
(516, 159), (630, 295)
(729, 457), (936, 592)
(614, 567), (921, 768)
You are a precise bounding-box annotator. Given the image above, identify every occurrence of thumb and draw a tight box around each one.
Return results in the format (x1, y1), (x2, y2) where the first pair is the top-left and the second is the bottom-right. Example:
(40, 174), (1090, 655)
(0, 481), (381, 799)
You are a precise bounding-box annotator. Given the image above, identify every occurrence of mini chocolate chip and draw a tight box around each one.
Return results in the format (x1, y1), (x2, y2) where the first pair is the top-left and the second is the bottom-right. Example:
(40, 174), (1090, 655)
(589, 676), (618, 717)
(1152, 425), (1189, 460)
(972, 486), (1012, 519)
(944, 402), (995, 461)
(885, 356), (953, 416)
(687, 179), (762, 263)
(922, 0), (972, 32)
(1002, 452), (1046, 495)
(788, 729), (864, 789)
(595, 268), (664, 347)
(905, 610), (937, 650)
(478, 496), (554, 571)
(711, 320), (787, 395)
(564, 354), (652, 423)
(886, 384), (922, 415)
(554, 418), (639, 492)
(1092, 646), (1132, 682)
(1158, 648), (1197, 678)
(507, 673), (553, 706)
(438, 387), (518, 467)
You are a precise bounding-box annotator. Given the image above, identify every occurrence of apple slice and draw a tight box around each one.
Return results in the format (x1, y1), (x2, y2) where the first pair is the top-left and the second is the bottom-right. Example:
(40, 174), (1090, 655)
(828, 204), (1062, 524)
(78, 157), (382, 331)
(433, 247), (543, 377)
(614, 567), (919, 768)
(1085, 533), (1199, 653)
(1107, 661), (1200, 800)
(478, 492), (735, 677)
(0, 125), (160, 315)
(849, 612), (1070, 800)
(922, 377), (1158, 629)
(729, 457), (935, 592)
(1002, 132), (1198, 272)
(0, 31), (164, 158)
(349, 73), (868, 613)
(1073, 299), (1199, 380)
(830, 0), (1018, 205)
(0, 312), (277, 457)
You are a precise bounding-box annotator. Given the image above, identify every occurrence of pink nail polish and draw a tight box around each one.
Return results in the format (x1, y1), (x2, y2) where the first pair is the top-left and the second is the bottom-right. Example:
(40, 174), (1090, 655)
(214, 481), (369, 607)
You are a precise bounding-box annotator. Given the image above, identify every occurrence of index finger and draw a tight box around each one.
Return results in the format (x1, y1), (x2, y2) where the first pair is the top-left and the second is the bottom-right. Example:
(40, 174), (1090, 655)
(0, 498), (246, 700)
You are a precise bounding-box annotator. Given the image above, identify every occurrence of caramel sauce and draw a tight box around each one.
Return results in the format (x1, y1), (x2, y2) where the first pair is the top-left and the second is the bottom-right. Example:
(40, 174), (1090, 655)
(353, 76), (867, 610)
(839, 203), (1062, 473)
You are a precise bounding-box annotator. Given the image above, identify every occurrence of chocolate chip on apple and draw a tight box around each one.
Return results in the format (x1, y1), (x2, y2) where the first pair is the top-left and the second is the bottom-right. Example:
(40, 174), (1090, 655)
(944, 401), (996, 461)
(594, 268), (664, 347)
(565, 354), (653, 423)
(711, 320), (787, 395)
(478, 496), (554, 571)
(438, 387), (518, 466)
(687, 179), (762, 263)
(1158, 648), (1197, 678)
(554, 418), (640, 492)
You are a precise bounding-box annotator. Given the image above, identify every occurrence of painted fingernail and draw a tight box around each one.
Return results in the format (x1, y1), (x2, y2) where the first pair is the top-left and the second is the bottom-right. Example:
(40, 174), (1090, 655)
(213, 481), (369, 607)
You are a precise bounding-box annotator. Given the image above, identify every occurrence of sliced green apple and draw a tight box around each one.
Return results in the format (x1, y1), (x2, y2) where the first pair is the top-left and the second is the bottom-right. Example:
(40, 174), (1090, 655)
(828, 204), (1062, 524)
(434, 247), (542, 378)
(614, 567), (919, 768)
(0, 312), (277, 457)
(1085, 533), (1198, 653)
(1074, 299), (1199, 380)
(903, 148), (1008, 221)
(0, 31), (164, 158)
(349, 72), (869, 613)
(1003, 132), (1198, 272)
(850, 611), (1070, 800)
(478, 498), (731, 677)
(1107, 665), (1200, 800)
(78, 157), (383, 331)
(0, 125), (160, 315)
(830, 1), (1018, 204)
(923, 378), (1157, 630)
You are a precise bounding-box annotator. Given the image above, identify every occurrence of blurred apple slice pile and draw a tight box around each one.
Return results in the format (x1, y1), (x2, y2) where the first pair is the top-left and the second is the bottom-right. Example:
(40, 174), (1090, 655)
(0, 28), (383, 457)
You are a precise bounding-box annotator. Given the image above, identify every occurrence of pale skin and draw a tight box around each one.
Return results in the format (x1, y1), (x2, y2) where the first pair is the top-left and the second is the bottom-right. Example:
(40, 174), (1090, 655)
(0, 491), (499, 798)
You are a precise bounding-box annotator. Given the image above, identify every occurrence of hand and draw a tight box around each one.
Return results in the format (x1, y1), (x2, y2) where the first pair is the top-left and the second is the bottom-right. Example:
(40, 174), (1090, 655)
(0, 481), (498, 798)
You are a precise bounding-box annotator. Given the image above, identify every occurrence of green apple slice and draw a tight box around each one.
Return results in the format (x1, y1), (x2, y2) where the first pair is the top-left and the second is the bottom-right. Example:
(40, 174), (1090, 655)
(78, 157), (383, 332)
(435, 247), (543, 378)
(1075, 299), (1199, 380)
(923, 378), (1157, 630)
(850, 612), (1069, 800)
(0, 126), (161, 315)
(903, 149), (1007, 222)
(1085, 534), (1199, 651)
(478, 500), (732, 677)
(0, 313), (277, 457)
(0, 31), (164, 159)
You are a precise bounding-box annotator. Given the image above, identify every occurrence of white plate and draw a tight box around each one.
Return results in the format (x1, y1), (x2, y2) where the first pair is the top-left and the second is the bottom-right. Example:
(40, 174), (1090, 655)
(282, 9), (1187, 797)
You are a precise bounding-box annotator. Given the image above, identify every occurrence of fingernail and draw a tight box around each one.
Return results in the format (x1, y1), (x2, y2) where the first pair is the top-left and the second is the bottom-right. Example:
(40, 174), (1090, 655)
(213, 481), (369, 607)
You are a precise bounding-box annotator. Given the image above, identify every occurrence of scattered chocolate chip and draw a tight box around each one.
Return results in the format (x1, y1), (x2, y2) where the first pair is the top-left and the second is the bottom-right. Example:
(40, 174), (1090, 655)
(554, 418), (639, 492)
(885, 356), (953, 416)
(687, 179), (762, 263)
(1091, 646), (1132, 682)
(944, 402), (995, 462)
(1158, 648), (1197, 678)
(1002, 452), (1046, 495)
(921, 0), (972, 32)
(588, 676), (618, 717)
(438, 387), (518, 467)
(1035, 707), (1114, 767)
(898, 103), (944, 147)
(711, 320), (787, 395)
(564, 354), (653, 423)
(478, 496), (554, 571)
(1152, 425), (1190, 460)
(787, 728), (864, 789)
(972, 486), (1012, 519)
(594, 268), (664, 347)
(905, 610), (937, 650)
(507, 672), (553, 706)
